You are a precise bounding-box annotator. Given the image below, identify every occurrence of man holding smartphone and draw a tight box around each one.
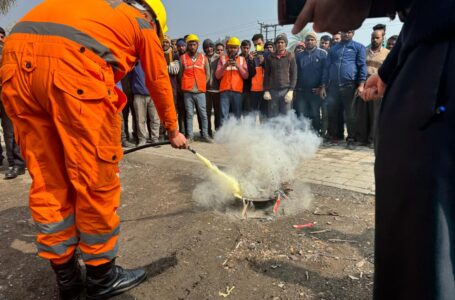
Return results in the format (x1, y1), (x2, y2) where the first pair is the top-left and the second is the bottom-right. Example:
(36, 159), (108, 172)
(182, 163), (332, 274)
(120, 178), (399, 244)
(215, 37), (249, 125)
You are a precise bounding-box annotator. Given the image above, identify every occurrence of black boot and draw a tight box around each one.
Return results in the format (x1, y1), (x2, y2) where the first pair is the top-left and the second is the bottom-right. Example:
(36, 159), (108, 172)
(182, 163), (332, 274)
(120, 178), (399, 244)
(51, 256), (84, 300)
(86, 259), (147, 299)
(4, 165), (25, 180)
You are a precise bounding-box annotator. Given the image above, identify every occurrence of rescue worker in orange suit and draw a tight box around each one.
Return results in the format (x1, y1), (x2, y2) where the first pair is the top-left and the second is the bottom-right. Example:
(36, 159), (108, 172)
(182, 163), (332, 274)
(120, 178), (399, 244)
(0, 0), (187, 299)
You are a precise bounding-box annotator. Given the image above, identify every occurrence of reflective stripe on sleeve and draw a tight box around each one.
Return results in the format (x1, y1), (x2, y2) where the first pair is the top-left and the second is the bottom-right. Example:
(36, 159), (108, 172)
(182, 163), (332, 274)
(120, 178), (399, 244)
(136, 17), (152, 30)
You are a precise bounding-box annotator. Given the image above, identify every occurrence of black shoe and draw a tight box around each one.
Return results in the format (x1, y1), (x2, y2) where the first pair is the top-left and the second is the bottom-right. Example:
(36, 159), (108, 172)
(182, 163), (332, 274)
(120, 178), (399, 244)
(4, 166), (25, 180)
(346, 141), (355, 150)
(121, 140), (135, 148)
(51, 256), (84, 300)
(86, 259), (147, 300)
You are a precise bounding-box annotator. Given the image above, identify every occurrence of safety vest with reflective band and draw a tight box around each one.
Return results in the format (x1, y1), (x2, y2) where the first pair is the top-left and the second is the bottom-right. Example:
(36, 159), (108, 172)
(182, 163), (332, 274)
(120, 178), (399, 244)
(220, 55), (245, 93)
(251, 66), (264, 92)
(181, 53), (207, 93)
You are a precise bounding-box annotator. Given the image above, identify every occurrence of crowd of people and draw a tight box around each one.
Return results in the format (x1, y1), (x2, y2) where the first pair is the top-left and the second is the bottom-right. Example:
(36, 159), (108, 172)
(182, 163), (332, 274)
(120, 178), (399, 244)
(117, 24), (398, 150)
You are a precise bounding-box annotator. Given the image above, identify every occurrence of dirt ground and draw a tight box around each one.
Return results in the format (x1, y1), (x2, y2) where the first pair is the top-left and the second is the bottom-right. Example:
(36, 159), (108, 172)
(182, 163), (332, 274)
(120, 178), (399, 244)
(0, 146), (375, 300)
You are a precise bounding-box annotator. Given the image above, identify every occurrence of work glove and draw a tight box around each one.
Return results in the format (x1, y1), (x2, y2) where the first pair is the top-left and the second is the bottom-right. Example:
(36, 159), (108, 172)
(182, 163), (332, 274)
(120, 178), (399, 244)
(284, 90), (294, 103)
(263, 91), (272, 101)
(168, 61), (180, 75)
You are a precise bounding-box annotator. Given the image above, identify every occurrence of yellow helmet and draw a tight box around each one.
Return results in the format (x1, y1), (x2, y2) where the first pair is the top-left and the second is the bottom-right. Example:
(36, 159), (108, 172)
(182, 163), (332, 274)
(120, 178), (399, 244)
(143, 0), (168, 41)
(226, 37), (241, 47)
(185, 34), (200, 44)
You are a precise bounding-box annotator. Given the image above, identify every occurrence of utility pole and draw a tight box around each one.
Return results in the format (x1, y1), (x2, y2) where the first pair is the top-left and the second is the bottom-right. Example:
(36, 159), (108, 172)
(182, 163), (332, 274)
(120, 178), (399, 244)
(258, 22), (282, 41)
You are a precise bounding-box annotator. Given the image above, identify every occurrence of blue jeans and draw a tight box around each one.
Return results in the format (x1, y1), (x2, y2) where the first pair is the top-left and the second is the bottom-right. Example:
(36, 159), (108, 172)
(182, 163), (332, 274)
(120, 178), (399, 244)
(184, 92), (209, 139)
(220, 91), (242, 125)
(295, 89), (322, 133)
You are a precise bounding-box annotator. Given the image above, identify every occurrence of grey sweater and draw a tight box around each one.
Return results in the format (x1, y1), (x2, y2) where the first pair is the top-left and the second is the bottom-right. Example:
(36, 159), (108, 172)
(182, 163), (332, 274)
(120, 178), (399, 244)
(264, 51), (297, 91)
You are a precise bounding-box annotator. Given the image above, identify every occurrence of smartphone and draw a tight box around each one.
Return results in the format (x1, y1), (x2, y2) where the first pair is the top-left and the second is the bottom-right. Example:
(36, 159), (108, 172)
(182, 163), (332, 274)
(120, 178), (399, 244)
(278, 0), (306, 25)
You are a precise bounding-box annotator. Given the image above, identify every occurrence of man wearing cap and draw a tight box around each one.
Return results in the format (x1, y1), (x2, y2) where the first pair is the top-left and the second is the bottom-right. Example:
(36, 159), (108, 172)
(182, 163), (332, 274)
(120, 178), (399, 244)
(295, 32), (327, 134)
(203, 38), (221, 137)
(263, 34), (297, 118)
(215, 37), (249, 124)
(0, 1), (187, 299)
(179, 34), (212, 142)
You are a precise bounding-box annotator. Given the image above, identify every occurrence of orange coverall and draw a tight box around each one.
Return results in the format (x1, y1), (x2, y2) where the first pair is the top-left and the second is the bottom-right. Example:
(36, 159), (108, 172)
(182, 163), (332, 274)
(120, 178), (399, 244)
(0, 0), (177, 266)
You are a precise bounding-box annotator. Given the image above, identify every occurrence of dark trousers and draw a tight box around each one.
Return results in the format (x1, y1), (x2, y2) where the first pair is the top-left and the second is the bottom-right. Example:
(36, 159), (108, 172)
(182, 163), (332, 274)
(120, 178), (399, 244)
(355, 96), (381, 145)
(327, 84), (357, 141)
(321, 98), (329, 137)
(374, 41), (455, 299)
(121, 78), (137, 142)
(269, 89), (292, 118)
(295, 89), (322, 133)
(206, 91), (221, 136)
(242, 91), (262, 115)
(0, 101), (25, 167)
(176, 91), (187, 135)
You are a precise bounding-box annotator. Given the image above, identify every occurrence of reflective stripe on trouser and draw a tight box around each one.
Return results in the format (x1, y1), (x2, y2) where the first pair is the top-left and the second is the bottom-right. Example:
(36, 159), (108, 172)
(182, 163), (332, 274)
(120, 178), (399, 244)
(0, 38), (124, 266)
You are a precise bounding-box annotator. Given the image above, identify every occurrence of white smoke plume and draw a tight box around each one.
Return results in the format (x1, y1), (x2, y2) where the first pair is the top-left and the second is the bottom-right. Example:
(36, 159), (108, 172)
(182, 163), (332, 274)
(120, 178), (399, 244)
(193, 113), (321, 214)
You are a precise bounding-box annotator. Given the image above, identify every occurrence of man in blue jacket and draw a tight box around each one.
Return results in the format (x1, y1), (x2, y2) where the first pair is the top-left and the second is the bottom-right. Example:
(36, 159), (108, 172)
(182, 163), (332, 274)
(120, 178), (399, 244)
(321, 30), (367, 149)
(295, 32), (327, 134)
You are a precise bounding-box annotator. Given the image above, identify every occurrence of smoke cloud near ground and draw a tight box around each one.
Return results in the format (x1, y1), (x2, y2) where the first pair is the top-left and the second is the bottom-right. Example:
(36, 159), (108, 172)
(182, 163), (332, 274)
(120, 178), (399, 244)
(193, 113), (321, 215)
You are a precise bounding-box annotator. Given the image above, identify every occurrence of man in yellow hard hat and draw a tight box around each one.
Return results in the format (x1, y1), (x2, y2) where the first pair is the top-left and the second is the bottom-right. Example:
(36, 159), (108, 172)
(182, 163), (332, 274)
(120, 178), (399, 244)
(215, 37), (249, 125)
(0, 0), (186, 299)
(178, 34), (212, 142)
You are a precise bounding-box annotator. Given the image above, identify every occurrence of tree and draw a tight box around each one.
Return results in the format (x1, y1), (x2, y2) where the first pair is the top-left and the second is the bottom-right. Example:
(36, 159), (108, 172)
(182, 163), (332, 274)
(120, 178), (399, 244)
(0, 0), (16, 14)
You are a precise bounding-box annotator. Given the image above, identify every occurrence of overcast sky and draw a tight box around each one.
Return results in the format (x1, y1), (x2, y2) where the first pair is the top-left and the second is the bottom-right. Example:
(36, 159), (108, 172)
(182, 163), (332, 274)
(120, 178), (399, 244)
(0, 0), (403, 45)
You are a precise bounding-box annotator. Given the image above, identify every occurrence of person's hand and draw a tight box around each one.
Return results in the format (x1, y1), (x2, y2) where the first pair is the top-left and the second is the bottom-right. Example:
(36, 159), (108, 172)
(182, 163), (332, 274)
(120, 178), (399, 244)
(258, 54), (265, 64)
(168, 130), (188, 149)
(319, 86), (327, 99)
(292, 0), (372, 34)
(312, 87), (320, 95)
(357, 84), (365, 96)
(263, 91), (272, 101)
(284, 90), (294, 103)
(361, 74), (386, 101)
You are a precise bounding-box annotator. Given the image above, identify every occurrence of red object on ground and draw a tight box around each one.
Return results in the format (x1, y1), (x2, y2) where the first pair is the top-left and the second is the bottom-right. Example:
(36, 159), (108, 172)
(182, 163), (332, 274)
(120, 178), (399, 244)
(293, 223), (315, 229)
(273, 194), (282, 214)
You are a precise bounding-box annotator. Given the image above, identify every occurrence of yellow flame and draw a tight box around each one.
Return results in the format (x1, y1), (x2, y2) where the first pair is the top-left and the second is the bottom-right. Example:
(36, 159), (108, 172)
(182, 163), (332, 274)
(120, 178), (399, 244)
(195, 152), (242, 199)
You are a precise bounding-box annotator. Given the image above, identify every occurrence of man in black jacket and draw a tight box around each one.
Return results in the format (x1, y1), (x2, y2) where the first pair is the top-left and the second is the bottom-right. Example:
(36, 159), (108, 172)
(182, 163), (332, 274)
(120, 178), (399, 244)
(293, 0), (455, 299)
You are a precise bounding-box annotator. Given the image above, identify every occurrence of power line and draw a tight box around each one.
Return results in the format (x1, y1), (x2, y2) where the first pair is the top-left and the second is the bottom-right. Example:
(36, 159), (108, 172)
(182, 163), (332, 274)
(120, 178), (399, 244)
(258, 22), (283, 41)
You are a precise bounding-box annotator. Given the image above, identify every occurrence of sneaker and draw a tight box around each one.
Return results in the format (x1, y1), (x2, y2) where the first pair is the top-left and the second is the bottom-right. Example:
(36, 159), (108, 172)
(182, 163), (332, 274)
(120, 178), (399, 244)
(201, 137), (213, 143)
(122, 140), (135, 148)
